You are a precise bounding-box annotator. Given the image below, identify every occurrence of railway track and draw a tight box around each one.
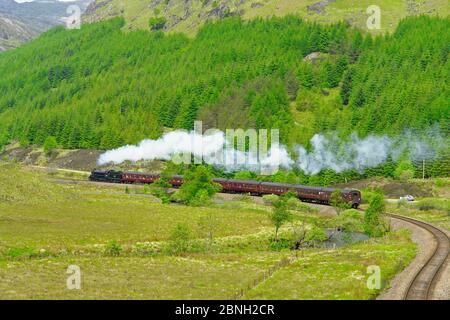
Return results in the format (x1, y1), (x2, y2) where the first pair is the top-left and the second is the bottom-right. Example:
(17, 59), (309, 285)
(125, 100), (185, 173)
(386, 213), (449, 300)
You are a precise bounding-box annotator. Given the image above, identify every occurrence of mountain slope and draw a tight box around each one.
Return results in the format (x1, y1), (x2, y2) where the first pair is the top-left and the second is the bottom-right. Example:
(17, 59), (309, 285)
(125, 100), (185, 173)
(0, 13), (37, 52)
(0, 15), (448, 155)
(83, 0), (450, 35)
(0, 0), (93, 51)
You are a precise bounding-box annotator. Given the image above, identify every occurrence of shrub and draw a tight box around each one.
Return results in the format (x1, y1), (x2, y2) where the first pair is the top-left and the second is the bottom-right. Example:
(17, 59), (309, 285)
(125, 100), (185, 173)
(361, 188), (383, 204)
(149, 186), (171, 203)
(397, 198), (408, 208)
(131, 242), (161, 256)
(235, 193), (253, 203)
(330, 188), (351, 215)
(149, 17), (167, 31)
(5, 247), (39, 259)
(281, 190), (298, 200)
(413, 198), (449, 212)
(364, 192), (389, 237)
(198, 212), (219, 252)
(286, 197), (316, 212)
(165, 224), (193, 255)
(104, 241), (122, 256)
(173, 166), (221, 206)
(269, 237), (292, 251)
(43, 136), (57, 155)
(270, 198), (292, 240)
(435, 179), (449, 188)
(305, 227), (328, 246)
(262, 194), (279, 206)
(394, 160), (415, 181)
(333, 209), (364, 232)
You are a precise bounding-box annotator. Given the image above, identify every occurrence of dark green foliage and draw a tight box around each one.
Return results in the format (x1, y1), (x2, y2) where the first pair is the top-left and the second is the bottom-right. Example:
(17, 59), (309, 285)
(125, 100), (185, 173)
(394, 160), (415, 181)
(330, 188), (352, 215)
(364, 192), (388, 237)
(173, 166), (222, 206)
(165, 224), (193, 255)
(333, 209), (364, 233)
(0, 16), (448, 177)
(270, 196), (292, 240)
(0, 16), (351, 150)
(149, 17), (167, 31)
(104, 240), (123, 256)
(43, 136), (57, 154)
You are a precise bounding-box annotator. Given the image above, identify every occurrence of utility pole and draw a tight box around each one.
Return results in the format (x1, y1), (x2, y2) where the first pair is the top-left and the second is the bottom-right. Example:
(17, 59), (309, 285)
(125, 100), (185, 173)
(422, 159), (425, 180)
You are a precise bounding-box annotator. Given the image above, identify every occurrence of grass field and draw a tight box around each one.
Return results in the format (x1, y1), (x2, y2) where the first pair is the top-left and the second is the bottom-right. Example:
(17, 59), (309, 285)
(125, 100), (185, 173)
(0, 163), (419, 299)
(387, 198), (450, 230)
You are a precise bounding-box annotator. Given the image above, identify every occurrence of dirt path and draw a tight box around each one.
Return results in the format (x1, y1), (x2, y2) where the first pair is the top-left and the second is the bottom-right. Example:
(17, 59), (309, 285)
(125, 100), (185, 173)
(31, 165), (90, 175)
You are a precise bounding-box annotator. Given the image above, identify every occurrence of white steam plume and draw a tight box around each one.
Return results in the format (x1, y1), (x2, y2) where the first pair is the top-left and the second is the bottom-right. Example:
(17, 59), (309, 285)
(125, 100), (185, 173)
(98, 126), (445, 175)
(98, 130), (225, 165)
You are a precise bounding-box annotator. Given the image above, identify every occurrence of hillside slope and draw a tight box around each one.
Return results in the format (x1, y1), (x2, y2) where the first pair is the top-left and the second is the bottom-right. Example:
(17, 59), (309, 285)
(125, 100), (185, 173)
(0, 15), (448, 155)
(0, 0), (93, 51)
(83, 0), (450, 35)
(0, 14), (37, 52)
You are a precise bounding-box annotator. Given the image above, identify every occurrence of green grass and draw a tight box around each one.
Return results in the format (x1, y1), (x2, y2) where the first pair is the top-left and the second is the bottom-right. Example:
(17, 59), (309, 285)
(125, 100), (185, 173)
(245, 230), (417, 300)
(388, 199), (450, 230)
(0, 232), (416, 300)
(0, 163), (418, 299)
(0, 253), (284, 300)
(0, 164), (271, 249)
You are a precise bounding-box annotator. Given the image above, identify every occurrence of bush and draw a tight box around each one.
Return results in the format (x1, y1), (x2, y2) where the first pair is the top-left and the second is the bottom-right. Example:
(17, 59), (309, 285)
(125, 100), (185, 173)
(131, 242), (161, 256)
(149, 17), (167, 30)
(5, 247), (39, 259)
(394, 160), (415, 181)
(412, 198), (449, 212)
(104, 241), (122, 256)
(262, 194), (279, 206)
(397, 199), (408, 208)
(361, 188), (384, 204)
(173, 166), (221, 206)
(269, 237), (292, 251)
(435, 179), (449, 188)
(43, 136), (57, 155)
(189, 189), (212, 207)
(333, 209), (364, 232)
(165, 224), (193, 255)
(148, 185), (171, 203)
(364, 192), (389, 237)
(305, 227), (328, 246)
(330, 188), (351, 215)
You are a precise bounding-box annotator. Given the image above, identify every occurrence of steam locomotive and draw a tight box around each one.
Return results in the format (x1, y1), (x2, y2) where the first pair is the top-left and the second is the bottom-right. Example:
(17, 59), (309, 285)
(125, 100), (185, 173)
(89, 170), (361, 208)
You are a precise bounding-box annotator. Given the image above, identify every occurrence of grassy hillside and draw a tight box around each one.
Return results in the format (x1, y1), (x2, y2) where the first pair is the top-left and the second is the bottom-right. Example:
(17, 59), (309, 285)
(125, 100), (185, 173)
(84, 0), (450, 35)
(0, 163), (417, 299)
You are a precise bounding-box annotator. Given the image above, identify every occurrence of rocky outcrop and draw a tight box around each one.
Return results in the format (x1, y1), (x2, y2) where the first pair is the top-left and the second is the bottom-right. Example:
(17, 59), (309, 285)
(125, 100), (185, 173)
(0, 0), (93, 51)
(0, 14), (36, 52)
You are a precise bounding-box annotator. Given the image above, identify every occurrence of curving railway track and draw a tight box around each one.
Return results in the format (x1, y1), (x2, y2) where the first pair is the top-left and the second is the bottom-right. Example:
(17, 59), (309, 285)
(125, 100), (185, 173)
(386, 213), (449, 300)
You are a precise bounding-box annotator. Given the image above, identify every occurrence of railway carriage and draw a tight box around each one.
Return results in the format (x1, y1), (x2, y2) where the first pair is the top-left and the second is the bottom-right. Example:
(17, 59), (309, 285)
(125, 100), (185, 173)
(89, 170), (361, 208)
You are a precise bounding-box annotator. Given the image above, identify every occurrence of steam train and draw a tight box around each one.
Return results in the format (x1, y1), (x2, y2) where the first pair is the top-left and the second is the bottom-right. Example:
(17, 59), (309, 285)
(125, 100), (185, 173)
(89, 170), (361, 208)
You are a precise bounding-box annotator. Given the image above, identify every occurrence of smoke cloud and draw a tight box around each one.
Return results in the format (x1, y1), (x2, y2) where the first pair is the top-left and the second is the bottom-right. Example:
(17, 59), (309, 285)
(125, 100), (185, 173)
(98, 126), (445, 175)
